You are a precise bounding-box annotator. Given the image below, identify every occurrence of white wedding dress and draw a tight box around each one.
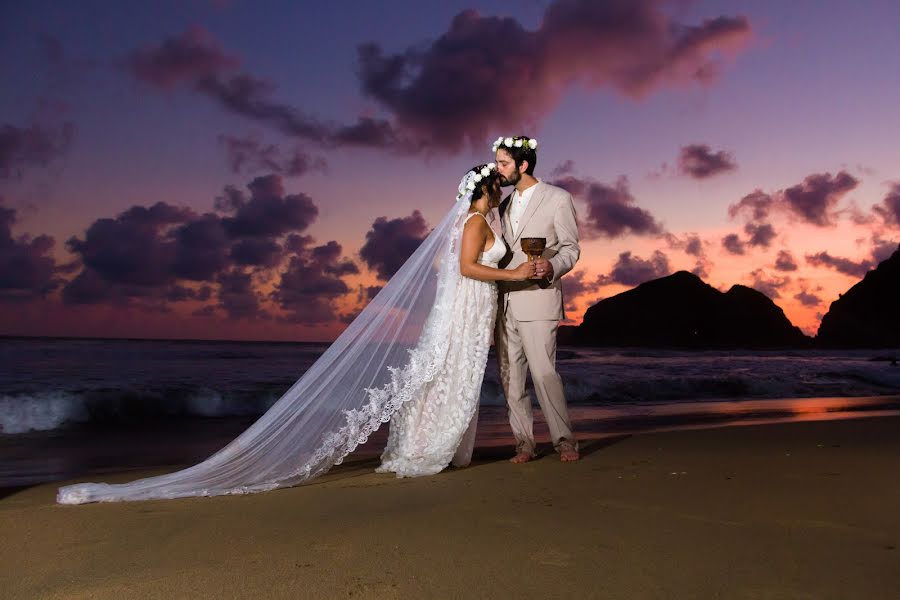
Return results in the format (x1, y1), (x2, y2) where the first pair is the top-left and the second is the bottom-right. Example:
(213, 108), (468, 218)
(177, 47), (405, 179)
(377, 212), (506, 477)
(57, 172), (506, 504)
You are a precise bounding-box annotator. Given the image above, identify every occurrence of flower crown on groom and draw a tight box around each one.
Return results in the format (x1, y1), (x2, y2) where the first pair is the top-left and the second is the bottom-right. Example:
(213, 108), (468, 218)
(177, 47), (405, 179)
(492, 136), (539, 153)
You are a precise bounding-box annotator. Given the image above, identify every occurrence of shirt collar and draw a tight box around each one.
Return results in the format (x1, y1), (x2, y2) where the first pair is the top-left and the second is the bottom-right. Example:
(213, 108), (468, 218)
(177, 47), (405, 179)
(514, 182), (538, 202)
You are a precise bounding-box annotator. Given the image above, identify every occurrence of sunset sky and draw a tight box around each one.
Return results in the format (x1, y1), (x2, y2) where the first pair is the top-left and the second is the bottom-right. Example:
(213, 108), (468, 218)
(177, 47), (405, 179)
(2, 0), (898, 341)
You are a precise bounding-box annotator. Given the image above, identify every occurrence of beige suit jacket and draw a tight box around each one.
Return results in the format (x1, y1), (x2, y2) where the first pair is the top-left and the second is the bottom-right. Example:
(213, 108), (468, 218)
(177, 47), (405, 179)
(497, 181), (580, 321)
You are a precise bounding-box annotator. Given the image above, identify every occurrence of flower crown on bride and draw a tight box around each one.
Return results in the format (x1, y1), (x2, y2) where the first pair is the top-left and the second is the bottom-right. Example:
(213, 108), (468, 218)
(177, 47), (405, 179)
(457, 162), (497, 200)
(492, 135), (538, 153)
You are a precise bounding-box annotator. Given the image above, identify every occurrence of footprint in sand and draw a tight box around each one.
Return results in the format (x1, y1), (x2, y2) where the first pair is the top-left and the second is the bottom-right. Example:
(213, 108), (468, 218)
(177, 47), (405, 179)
(533, 548), (571, 567)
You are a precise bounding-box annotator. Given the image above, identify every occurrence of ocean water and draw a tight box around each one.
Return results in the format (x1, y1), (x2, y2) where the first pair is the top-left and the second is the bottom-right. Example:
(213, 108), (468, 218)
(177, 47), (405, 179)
(2, 337), (899, 488)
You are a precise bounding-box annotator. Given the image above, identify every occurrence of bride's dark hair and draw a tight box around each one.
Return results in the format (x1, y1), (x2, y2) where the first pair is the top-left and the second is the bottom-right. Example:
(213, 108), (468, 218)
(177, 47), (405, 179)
(468, 164), (501, 202)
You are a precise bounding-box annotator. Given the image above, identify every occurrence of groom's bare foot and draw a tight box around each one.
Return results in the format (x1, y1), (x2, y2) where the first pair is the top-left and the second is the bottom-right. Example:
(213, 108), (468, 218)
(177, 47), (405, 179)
(509, 452), (534, 464)
(559, 442), (579, 462)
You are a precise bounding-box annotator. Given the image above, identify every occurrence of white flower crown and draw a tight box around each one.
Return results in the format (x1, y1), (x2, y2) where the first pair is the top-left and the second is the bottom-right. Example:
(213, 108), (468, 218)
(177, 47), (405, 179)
(492, 135), (538, 153)
(457, 163), (497, 199)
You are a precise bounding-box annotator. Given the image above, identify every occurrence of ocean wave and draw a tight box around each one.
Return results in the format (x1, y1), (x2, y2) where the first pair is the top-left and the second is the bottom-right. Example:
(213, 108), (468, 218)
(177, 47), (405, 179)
(0, 387), (282, 435)
(2, 359), (898, 435)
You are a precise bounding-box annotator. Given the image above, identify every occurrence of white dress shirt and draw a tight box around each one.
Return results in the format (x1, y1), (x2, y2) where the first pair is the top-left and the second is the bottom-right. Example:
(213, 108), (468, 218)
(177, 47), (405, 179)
(509, 183), (538, 235)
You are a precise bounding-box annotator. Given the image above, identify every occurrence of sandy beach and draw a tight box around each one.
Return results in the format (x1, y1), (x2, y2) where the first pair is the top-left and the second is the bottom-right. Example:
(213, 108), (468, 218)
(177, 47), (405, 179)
(2, 414), (899, 599)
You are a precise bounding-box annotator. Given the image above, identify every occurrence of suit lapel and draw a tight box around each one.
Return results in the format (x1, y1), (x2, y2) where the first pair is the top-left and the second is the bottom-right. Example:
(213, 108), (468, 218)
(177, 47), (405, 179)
(499, 194), (513, 242)
(511, 182), (546, 246)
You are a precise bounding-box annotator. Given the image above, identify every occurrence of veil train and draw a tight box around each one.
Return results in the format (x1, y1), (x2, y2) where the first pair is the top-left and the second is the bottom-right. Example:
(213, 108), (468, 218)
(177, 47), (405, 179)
(57, 176), (482, 504)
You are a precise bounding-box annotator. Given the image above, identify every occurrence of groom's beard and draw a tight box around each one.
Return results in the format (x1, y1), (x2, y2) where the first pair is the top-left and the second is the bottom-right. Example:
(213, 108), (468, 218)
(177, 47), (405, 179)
(501, 170), (521, 187)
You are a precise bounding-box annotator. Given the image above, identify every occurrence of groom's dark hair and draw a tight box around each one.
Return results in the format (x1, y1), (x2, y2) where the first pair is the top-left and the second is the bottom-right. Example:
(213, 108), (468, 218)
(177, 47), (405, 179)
(502, 136), (537, 176)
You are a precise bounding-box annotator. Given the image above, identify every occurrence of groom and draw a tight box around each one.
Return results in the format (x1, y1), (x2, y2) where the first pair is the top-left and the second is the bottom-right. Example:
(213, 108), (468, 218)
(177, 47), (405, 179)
(493, 136), (580, 463)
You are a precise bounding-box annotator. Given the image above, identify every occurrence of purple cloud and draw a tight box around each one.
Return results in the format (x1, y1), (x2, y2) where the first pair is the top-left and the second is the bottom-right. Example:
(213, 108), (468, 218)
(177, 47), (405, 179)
(218, 175), (318, 238)
(553, 175), (664, 239)
(358, 2), (751, 150)
(549, 160), (576, 178)
(60, 175), (359, 320)
(781, 171), (858, 227)
(125, 26), (240, 89)
(684, 235), (704, 257)
(747, 269), (790, 300)
(774, 250), (798, 272)
(216, 269), (269, 320)
(359, 210), (430, 280)
(873, 183), (900, 227)
(721, 233), (745, 255)
(677, 144), (737, 179)
(562, 269), (602, 311)
(218, 134), (327, 177)
(128, 3), (751, 154)
(229, 238), (283, 268)
(599, 250), (671, 286)
(728, 190), (774, 223)
(871, 237), (899, 263)
(0, 199), (63, 301)
(270, 238), (359, 324)
(794, 289), (822, 307)
(0, 121), (75, 179)
(744, 222), (776, 248)
(805, 251), (872, 278)
(729, 171), (859, 229)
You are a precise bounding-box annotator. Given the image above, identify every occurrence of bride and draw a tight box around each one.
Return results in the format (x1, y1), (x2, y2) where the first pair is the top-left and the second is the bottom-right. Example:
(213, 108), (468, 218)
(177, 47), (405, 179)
(57, 164), (535, 504)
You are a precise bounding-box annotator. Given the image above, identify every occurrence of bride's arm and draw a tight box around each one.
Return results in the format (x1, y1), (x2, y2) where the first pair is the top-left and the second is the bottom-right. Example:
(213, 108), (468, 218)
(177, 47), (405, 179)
(459, 218), (533, 282)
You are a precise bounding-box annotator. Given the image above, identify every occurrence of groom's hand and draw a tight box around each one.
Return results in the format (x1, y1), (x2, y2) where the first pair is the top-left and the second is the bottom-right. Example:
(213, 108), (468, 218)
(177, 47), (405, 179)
(531, 259), (553, 280)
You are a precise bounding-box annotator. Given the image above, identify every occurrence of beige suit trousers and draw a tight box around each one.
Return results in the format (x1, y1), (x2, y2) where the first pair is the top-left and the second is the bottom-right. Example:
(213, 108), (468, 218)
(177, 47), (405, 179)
(496, 308), (575, 455)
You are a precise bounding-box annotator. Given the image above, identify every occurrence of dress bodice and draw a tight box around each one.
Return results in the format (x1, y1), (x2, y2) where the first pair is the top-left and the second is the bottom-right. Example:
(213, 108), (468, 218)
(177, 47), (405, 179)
(465, 211), (507, 268)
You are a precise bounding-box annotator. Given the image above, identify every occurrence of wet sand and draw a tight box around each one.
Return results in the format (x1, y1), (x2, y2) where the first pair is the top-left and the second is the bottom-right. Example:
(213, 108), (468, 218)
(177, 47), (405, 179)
(2, 415), (899, 599)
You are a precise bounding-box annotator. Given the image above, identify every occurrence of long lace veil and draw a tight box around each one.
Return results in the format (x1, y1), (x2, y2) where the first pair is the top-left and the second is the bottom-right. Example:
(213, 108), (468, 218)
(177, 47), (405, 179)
(57, 173), (483, 504)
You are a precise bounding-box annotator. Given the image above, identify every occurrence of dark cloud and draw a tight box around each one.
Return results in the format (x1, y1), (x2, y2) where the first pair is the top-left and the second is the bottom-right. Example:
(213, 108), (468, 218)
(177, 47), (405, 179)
(229, 238), (283, 268)
(166, 284), (212, 303)
(553, 175), (664, 239)
(192, 304), (217, 317)
(871, 237), (899, 263)
(781, 171), (858, 227)
(216, 269), (269, 320)
(61, 268), (128, 306)
(873, 183), (900, 227)
(360, 210), (430, 280)
(218, 175), (318, 238)
(684, 235), (704, 257)
(691, 258), (712, 279)
(0, 200), (63, 301)
(549, 160), (576, 178)
(270, 238), (358, 324)
(125, 26), (240, 88)
(65, 202), (197, 288)
(129, 4), (750, 154)
(744, 222), (776, 248)
(218, 134), (327, 177)
(677, 144), (737, 179)
(728, 190), (774, 223)
(805, 251), (872, 279)
(562, 269), (602, 311)
(195, 74), (336, 143)
(599, 250), (670, 286)
(728, 173), (858, 228)
(794, 289), (822, 307)
(357, 2), (751, 150)
(774, 250), (798, 272)
(170, 215), (230, 280)
(52, 175), (363, 322)
(665, 233), (711, 277)
(748, 269), (790, 300)
(0, 121), (75, 179)
(721, 233), (745, 255)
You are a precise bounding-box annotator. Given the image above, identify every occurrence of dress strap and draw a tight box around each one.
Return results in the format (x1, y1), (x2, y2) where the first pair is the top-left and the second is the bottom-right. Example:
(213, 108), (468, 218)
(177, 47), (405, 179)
(464, 211), (488, 224)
